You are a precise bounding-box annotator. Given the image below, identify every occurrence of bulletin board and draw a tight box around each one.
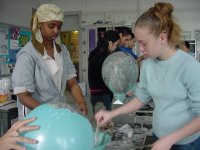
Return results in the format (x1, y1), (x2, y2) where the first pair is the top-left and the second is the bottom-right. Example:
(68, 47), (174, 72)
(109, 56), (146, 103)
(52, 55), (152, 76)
(0, 22), (31, 64)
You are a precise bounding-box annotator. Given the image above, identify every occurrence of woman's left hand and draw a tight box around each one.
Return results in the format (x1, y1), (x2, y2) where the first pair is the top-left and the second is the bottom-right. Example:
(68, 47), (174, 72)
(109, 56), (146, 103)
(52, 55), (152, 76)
(151, 136), (174, 150)
(78, 102), (88, 115)
(126, 90), (134, 97)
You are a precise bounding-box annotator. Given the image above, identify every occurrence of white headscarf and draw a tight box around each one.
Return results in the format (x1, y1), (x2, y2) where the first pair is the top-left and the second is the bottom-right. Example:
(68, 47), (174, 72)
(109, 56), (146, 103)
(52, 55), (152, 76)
(32, 4), (64, 44)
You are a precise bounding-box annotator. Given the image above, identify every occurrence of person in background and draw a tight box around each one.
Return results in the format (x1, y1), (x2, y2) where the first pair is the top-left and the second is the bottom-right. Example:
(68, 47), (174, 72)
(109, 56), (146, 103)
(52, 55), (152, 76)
(88, 30), (120, 114)
(117, 26), (138, 59)
(0, 117), (39, 150)
(179, 40), (195, 58)
(12, 4), (87, 120)
(122, 30), (144, 97)
(117, 26), (132, 47)
(128, 32), (136, 51)
(96, 2), (200, 150)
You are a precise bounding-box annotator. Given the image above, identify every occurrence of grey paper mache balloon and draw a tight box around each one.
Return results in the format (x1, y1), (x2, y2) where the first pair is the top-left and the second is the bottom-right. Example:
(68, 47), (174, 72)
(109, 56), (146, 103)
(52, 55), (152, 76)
(102, 51), (139, 103)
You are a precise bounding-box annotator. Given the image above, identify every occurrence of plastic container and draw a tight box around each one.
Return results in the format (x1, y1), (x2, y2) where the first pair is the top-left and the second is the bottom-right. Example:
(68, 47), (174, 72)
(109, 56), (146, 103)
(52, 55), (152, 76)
(0, 92), (9, 103)
(95, 131), (111, 150)
(0, 78), (11, 103)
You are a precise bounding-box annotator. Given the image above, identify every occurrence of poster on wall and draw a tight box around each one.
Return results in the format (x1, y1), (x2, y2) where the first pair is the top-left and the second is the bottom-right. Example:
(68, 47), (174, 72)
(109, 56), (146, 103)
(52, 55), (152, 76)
(9, 26), (20, 50)
(0, 23), (31, 76)
(9, 26), (20, 40)
(0, 28), (9, 56)
(19, 31), (31, 48)
(0, 56), (7, 63)
(19, 34), (30, 47)
(0, 23), (31, 65)
(9, 31), (31, 63)
(10, 39), (19, 50)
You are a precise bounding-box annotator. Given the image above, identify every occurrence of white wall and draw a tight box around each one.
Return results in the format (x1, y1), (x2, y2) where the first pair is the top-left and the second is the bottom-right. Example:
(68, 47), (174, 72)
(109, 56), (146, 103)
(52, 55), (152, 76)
(0, 0), (38, 27)
(41, 0), (200, 38)
(1, 0), (199, 37)
(45, 0), (139, 25)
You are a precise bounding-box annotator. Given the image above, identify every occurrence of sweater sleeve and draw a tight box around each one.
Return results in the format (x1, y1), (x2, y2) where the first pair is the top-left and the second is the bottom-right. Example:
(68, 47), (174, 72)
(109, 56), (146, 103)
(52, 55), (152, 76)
(135, 60), (152, 104)
(184, 60), (200, 117)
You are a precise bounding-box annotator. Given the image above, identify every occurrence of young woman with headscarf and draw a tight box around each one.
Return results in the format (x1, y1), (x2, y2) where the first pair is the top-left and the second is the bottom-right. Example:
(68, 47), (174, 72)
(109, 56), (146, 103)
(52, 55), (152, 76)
(12, 4), (88, 120)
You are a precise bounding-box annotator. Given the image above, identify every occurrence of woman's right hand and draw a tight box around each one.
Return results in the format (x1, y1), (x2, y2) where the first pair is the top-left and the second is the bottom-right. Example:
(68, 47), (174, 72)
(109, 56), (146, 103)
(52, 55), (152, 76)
(0, 117), (39, 150)
(126, 90), (134, 97)
(95, 109), (113, 127)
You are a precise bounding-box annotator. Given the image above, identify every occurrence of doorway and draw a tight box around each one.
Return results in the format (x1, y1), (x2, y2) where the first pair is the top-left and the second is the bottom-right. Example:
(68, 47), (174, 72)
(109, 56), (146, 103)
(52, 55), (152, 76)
(61, 11), (82, 81)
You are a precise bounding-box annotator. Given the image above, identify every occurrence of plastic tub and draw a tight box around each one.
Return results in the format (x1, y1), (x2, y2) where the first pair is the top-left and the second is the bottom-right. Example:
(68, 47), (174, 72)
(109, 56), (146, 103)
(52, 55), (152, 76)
(95, 131), (111, 150)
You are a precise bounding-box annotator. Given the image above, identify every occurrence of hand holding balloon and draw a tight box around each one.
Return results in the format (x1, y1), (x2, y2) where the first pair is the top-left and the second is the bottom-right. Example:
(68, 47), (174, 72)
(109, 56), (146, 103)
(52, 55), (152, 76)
(0, 117), (39, 150)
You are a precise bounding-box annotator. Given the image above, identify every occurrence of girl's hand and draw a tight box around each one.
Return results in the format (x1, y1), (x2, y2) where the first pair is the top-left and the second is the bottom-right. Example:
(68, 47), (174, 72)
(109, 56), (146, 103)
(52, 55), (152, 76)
(0, 117), (39, 150)
(95, 109), (113, 127)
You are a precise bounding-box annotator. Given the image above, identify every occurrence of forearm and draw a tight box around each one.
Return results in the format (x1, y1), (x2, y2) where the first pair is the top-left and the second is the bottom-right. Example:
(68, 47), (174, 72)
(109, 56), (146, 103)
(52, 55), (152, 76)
(111, 97), (145, 118)
(168, 117), (200, 144)
(18, 92), (40, 110)
(67, 78), (86, 105)
(71, 84), (86, 105)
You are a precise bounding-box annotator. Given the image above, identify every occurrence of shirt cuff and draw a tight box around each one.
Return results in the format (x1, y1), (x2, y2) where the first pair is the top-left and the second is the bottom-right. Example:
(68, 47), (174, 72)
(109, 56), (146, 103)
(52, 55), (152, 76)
(13, 87), (33, 94)
(67, 73), (77, 80)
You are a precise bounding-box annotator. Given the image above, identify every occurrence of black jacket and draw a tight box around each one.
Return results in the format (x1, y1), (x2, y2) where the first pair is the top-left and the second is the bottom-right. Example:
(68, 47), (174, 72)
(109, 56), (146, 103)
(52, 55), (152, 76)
(88, 49), (112, 95)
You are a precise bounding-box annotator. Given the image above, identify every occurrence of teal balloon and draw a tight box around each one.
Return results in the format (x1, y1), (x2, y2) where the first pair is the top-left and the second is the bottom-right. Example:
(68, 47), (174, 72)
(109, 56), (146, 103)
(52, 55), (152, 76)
(21, 103), (94, 150)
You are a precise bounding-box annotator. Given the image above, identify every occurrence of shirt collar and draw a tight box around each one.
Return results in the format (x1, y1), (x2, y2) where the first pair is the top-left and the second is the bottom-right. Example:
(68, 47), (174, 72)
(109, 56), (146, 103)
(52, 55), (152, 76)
(42, 41), (58, 60)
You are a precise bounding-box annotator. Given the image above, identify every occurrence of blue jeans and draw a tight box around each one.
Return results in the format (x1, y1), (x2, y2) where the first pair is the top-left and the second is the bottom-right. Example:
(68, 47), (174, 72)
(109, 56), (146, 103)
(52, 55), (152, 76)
(90, 94), (112, 114)
(152, 133), (200, 150)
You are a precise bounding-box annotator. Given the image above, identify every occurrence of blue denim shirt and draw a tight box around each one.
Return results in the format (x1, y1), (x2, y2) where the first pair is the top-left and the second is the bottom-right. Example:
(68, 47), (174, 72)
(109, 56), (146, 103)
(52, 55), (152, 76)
(12, 42), (76, 119)
(118, 46), (138, 60)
